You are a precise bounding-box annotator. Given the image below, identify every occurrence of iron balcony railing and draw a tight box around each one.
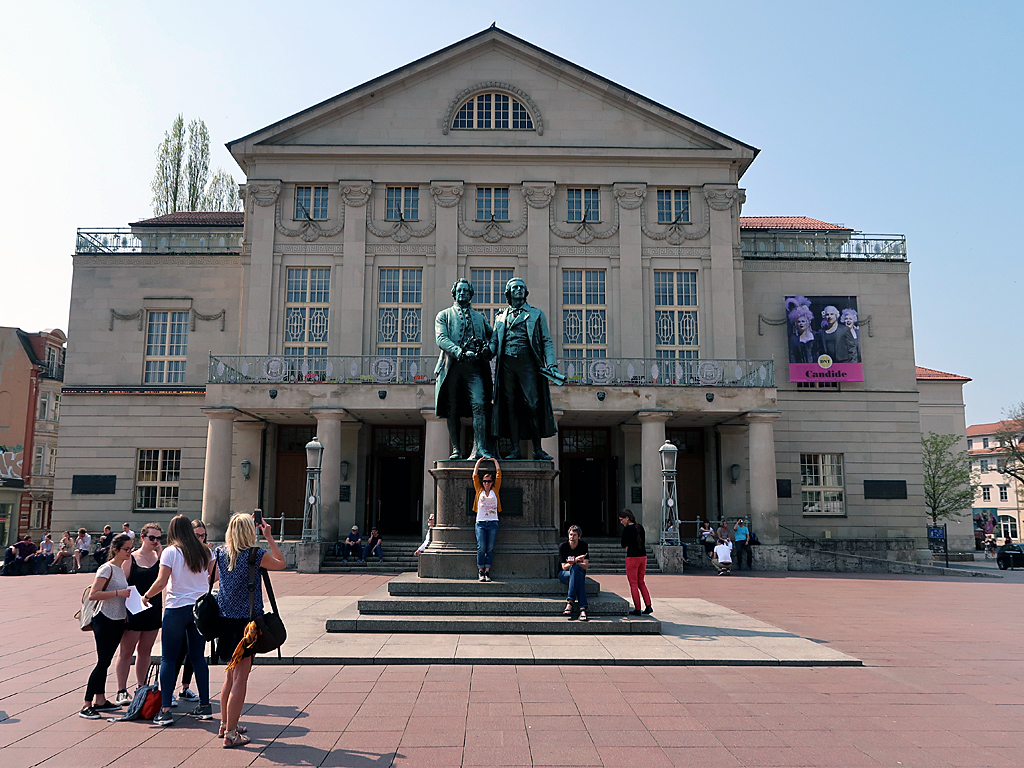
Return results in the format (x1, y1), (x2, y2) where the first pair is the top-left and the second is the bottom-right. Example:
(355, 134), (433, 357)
(76, 228), (243, 254)
(741, 233), (906, 261)
(209, 354), (774, 388)
(41, 361), (64, 381)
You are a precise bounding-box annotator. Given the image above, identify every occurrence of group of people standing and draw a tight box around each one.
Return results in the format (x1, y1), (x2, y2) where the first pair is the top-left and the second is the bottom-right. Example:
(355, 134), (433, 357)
(80, 511), (284, 748)
(699, 517), (755, 575)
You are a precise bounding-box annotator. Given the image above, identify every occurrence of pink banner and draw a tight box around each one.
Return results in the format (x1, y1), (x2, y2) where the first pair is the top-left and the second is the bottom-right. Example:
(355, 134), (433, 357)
(789, 362), (864, 382)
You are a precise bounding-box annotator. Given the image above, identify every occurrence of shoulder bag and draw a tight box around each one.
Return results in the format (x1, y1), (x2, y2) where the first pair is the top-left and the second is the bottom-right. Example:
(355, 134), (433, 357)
(247, 547), (286, 657)
(75, 569), (112, 631)
(193, 547), (221, 639)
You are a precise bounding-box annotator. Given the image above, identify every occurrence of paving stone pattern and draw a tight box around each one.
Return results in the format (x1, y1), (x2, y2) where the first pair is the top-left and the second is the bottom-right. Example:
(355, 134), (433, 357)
(1, 570), (1023, 766)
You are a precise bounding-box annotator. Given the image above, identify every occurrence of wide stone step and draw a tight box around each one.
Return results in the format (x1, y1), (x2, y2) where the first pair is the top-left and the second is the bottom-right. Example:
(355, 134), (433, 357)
(359, 593), (627, 616)
(385, 573), (600, 596)
(326, 604), (660, 634)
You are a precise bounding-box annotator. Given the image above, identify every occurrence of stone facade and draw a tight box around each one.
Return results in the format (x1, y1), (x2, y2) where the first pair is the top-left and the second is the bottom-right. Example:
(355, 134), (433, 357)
(53, 28), (936, 562)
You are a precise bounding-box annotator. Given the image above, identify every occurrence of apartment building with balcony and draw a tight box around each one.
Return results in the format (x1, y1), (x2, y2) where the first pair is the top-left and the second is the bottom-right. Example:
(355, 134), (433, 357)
(53, 28), (931, 560)
(968, 421), (1023, 548)
(0, 326), (66, 545)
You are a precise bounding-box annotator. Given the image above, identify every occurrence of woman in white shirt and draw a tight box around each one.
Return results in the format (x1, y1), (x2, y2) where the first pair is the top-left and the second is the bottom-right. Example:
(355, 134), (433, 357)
(472, 457), (501, 582)
(142, 514), (213, 726)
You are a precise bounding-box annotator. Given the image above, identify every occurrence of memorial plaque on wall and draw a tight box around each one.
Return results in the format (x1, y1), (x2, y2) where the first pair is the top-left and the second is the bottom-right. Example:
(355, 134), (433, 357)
(631, 486), (643, 504)
(863, 480), (907, 500)
(72, 475), (117, 494)
(465, 486), (523, 517)
(339, 485), (351, 502)
(777, 479), (792, 498)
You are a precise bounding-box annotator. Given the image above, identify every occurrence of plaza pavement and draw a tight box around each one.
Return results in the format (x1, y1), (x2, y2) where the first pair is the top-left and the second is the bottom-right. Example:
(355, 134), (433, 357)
(1, 567), (1023, 767)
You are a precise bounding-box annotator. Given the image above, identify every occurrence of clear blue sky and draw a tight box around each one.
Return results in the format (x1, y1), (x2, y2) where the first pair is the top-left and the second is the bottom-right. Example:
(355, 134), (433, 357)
(2, 0), (1020, 424)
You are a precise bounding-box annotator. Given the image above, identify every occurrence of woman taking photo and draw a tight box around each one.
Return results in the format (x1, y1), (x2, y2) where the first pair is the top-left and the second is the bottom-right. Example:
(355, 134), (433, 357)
(142, 515), (213, 726)
(112, 523), (162, 706)
(472, 456), (501, 582)
(619, 509), (653, 616)
(214, 512), (286, 748)
(79, 533), (133, 719)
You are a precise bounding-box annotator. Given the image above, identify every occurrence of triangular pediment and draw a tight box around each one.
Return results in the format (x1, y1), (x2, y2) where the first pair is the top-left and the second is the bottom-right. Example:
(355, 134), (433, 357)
(229, 28), (756, 166)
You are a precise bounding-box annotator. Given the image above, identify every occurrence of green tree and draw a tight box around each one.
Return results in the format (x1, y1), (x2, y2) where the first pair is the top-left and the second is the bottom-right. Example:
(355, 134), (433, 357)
(994, 403), (1024, 489)
(921, 432), (980, 525)
(150, 114), (242, 215)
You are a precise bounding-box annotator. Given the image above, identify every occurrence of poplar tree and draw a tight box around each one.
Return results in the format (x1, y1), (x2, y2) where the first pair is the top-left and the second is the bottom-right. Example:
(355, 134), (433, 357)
(150, 115), (242, 215)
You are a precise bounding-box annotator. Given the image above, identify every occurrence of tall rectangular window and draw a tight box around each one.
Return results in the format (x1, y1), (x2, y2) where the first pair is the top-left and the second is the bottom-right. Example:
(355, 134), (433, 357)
(295, 186), (328, 220)
(1000, 516), (1018, 540)
(377, 268), (423, 369)
(654, 271), (699, 360)
(656, 190), (690, 223)
(801, 453), (845, 515)
(38, 392), (50, 421)
(469, 268), (515, 323)
(982, 486), (991, 501)
(476, 188), (509, 221)
(980, 459), (989, 472)
(144, 311), (189, 384)
(567, 188), (600, 222)
(135, 449), (181, 511)
(31, 500), (47, 530)
(284, 269), (330, 373)
(386, 187), (419, 220)
(562, 269), (606, 358)
(33, 444), (45, 476)
(999, 485), (1009, 502)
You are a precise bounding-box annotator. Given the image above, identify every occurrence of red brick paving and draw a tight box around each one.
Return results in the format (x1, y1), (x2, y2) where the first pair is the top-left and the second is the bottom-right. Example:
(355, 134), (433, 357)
(2, 569), (1023, 766)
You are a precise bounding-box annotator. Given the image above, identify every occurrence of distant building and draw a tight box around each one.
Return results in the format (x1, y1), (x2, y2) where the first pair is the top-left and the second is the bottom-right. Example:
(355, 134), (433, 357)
(54, 28), (934, 564)
(967, 421), (1023, 548)
(0, 327), (66, 545)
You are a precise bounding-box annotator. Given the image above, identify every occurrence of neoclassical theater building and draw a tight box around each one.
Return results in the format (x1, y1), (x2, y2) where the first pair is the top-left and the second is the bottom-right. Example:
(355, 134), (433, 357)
(54, 28), (926, 557)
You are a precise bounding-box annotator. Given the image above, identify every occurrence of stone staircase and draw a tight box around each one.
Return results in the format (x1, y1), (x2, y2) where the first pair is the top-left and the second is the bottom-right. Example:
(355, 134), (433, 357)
(320, 535), (421, 573)
(582, 537), (662, 575)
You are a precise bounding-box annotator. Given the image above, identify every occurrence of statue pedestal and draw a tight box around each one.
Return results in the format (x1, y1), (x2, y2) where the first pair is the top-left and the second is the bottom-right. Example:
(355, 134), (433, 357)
(419, 460), (559, 579)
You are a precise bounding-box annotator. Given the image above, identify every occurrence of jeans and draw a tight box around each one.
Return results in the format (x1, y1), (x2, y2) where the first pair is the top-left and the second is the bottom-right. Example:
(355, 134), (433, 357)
(733, 541), (751, 570)
(557, 564), (588, 608)
(343, 542), (362, 560)
(475, 520), (498, 569)
(159, 605), (209, 708)
(363, 543), (383, 560)
(86, 612), (125, 701)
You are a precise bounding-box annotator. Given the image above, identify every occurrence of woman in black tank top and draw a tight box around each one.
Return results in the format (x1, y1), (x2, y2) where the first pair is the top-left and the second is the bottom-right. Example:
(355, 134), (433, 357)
(112, 524), (163, 704)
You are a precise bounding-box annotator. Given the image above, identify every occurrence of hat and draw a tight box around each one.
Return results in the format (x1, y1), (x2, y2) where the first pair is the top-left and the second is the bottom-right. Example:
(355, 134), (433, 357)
(351, 525), (359, 531)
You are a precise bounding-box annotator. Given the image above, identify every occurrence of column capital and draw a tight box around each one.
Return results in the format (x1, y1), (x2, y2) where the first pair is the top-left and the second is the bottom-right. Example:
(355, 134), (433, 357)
(613, 182), (647, 210)
(310, 408), (355, 422)
(522, 181), (556, 209)
(429, 181), (464, 208)
(241, 180), (281, 213)
(746, 411), (781, 425)
(339, 181), (372, 207)
(703, 183), (746, 212)
(201, 407), (238, 421)
(233, 420), (265, 432)
(636, 410), (672, 424)
(420, 407), (444, 422)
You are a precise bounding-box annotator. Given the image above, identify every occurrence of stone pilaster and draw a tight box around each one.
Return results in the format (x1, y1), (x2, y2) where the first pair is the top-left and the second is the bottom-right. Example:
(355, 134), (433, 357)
(421, 408), (449, 528)
(430, 182), (463, 325)
(703, 183), (744, 359)
(313, 409), (349, 544)
(523, 182), (555, 315)
(747, 412), (781, 544)
(232, 420), (264, 514)
(339, 422), (362, 534)
(339, 181), (371, 356)
(241, 181), (280, 354)
(614, 183), (646, 357)
(637, 411), (671, 528)
(201, 408), (237, 540)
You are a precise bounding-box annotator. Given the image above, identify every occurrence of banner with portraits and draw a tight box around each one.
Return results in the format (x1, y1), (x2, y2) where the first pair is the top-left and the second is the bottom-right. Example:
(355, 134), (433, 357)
(784, 295), (864, 383)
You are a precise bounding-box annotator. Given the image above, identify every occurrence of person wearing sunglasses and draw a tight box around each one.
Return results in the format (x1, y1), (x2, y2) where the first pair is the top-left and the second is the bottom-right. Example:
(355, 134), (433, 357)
(472, 456), (501, 582)
(112, 523), (162, 705)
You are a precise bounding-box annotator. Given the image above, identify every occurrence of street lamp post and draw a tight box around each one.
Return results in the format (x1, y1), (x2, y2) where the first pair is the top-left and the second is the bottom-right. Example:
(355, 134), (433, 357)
(302, 436), (323, 543)
(659, 440), (679, 545)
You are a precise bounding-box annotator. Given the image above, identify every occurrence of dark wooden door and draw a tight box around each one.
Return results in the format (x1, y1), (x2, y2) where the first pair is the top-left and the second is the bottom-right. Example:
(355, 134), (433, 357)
(274, 452), (307, 538)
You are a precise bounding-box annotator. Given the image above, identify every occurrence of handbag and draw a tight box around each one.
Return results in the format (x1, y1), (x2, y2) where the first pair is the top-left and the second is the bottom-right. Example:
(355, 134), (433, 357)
(247, 548), (286, 656)
(75, 572), (111, 631)
(193, 547), (221, 639)
(112, 663), (160, 721)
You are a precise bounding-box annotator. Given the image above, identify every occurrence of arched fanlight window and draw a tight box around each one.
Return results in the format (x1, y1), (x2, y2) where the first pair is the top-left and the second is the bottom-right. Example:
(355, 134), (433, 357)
(451, 92), (535, 131)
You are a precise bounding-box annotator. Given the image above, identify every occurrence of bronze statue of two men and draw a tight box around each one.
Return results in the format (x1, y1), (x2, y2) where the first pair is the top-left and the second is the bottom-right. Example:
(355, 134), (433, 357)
(435, 277), (565, 461)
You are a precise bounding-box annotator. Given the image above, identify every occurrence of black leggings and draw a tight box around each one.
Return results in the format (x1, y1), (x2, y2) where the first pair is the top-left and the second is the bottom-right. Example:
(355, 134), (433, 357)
(176, 642), (194, 687)
(85, 612), (124, 701)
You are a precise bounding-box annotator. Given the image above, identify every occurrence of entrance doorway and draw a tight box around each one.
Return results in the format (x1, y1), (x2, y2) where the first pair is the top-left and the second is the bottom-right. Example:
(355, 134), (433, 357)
(274, 426), (315, 538)
(368, 426), (423, 536)
(559, 428), (617, 537)
(667, 428), (706, 541)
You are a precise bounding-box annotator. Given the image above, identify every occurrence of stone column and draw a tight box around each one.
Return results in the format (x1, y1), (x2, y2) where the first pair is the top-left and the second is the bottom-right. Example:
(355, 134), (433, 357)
(748, 412), (781, 544)
(338, 181), (371, 356)
(523, 182), (555, 314)
(240, 181), (280, 354)
(313, 409), (346, 544)
(201, 408), (237, 540)
(233, 420), (264, 515)
(430, 182), (463, 319)
(613, 183), (646, 357)
(637, 411), (671, 528)
(339, 422), (362, 534)
(541, 409), (563, 523)
(703, 184), (744, 359)
(421, 408), (449, 527)
(718, 425), (746, 522)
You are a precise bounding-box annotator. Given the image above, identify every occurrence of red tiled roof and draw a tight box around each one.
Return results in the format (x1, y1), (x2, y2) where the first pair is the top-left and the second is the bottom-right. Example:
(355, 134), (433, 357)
(967, 421), (1016, 437)
(915, 366), (971, 382)
(130, 211), (244, 227)
(739, 216), (852, 231)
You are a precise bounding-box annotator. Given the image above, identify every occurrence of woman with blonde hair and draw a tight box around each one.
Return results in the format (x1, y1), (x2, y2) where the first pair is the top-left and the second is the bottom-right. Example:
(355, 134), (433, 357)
(213, 512), (286, 747)
(113, 522), (162, 705)
(141, 514), (213, 726)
